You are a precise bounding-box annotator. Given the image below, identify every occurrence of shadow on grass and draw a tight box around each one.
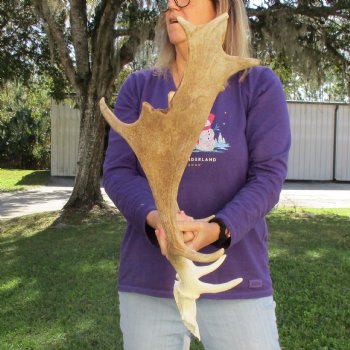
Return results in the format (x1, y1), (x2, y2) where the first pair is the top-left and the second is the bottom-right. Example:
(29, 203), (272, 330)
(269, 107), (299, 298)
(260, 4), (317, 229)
(16, 170), (50, 186)
(267, 209), (350, 350)
(0, 209), (125, 350)
(1, 209), (349, 349)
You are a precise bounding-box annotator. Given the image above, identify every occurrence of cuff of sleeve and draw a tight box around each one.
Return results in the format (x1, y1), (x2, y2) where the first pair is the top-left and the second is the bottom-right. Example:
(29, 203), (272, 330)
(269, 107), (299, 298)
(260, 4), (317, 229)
(145, 224), (159, 247)
(135, 203), (158, 246)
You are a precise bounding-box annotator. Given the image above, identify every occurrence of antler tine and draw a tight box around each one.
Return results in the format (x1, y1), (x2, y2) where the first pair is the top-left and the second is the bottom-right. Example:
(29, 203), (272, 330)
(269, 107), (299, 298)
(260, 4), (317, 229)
(173, 256), (243, 339)
(195, 254), (229, 278)
(168, 239), (225, 263)
(99, 98), (132, 138)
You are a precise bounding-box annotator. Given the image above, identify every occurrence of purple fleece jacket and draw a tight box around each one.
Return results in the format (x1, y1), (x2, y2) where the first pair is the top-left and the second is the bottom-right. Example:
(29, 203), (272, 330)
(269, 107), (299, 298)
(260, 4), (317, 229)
(103, 66), (291, 299)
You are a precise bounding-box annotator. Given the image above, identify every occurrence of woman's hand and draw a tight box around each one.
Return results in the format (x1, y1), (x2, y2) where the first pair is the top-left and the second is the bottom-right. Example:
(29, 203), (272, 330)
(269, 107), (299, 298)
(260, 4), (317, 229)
(155, 220), (220, 255)
(177, 210), (195, 244)
(147, 210), (195, 256)
(177, 221), (221, 251)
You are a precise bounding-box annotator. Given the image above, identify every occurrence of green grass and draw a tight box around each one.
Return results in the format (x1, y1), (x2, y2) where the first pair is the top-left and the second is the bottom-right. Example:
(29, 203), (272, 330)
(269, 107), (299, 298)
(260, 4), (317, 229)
(0, 208), (349, 349)
(0, 209), (123, 350)
(0, 168), (50, 192)
(267, 208), (350, 350)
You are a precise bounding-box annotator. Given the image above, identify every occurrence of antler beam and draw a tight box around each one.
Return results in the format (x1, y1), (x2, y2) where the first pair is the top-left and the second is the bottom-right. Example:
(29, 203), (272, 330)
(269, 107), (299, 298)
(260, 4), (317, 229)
(100, 13), (259, 339)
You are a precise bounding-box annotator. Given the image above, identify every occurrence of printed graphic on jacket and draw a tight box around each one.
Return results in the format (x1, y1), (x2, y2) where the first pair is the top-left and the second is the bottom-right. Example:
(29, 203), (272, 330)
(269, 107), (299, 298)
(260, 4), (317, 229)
(194, 113), (230, 153)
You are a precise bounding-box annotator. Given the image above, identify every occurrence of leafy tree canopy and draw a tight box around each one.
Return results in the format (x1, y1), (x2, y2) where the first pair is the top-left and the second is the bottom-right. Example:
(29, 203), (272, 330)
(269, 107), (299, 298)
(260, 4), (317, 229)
(0, 0), (70, 98)
(1, 0), (349, 100)
(0, 77), (51, 169)
(247, 0), (350, 99)
(0, 0), (42, 82)
(0, 0), (158, 99)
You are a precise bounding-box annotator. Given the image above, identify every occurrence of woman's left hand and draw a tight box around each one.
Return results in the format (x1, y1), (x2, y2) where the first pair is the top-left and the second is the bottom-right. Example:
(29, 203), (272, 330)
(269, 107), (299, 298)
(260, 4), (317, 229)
(155, 210), (195, 257)
(177, 221), (221, 251)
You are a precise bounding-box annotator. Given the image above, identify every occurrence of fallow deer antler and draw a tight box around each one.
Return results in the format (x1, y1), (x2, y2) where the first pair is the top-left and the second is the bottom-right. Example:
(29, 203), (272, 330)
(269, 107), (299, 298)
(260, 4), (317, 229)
(100, 13), (259, 339)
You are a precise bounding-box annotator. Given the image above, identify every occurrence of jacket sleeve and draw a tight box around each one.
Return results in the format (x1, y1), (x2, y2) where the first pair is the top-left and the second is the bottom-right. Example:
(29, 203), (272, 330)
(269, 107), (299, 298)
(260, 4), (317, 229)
(103, 73), (157, 235)
(216, 68), (291, 246)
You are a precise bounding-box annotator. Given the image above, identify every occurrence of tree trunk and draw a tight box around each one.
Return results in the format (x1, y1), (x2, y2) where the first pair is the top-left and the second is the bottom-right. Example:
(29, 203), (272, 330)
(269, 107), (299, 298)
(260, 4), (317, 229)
(30, 0), (157, 213)
(64, 91), (106, 210)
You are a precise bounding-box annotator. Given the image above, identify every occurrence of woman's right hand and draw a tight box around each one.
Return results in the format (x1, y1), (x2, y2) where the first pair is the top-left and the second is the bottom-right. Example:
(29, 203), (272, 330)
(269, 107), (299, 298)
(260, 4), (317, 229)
(147, 210), (195, 256)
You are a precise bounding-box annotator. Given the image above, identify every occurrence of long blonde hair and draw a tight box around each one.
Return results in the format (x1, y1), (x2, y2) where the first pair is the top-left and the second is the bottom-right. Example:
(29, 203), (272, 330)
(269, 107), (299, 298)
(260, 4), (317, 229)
(154, 0), (252, 72)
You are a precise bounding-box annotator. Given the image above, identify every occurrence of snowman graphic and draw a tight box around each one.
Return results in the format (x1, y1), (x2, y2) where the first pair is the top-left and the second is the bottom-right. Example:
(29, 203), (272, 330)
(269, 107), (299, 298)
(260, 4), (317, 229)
(195, 113), (217, 152)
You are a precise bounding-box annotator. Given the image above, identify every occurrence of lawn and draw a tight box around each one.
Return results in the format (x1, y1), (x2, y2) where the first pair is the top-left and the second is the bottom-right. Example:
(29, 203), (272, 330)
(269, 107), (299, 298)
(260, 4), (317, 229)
(0, 208), (349, 349)
(0, 169), (50, 192)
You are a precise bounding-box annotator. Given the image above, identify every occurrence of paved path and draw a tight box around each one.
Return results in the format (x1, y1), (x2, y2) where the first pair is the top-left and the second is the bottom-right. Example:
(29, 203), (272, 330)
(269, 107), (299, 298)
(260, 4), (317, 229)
(0, 178), (349, 220)
(279, 182), (350, 209)
(0, 177), (113, 220)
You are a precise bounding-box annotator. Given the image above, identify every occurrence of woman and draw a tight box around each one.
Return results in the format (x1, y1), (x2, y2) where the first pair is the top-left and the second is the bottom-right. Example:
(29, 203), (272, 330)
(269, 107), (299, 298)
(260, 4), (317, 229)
(103, 0), (291, 349)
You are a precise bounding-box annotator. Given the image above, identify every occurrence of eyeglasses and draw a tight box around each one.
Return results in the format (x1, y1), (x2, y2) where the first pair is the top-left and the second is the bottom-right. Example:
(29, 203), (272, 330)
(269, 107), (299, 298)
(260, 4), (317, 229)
(158, 0), (191, 12)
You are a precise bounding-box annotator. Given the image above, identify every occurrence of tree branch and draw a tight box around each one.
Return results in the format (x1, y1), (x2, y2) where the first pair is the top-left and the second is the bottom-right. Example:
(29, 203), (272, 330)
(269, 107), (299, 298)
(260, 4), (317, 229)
(247, 3), (349, 20)
(32, 0), (80, 94)
(90, 0), (124, 97)
(116, 24), (154, 70)
(114, 28), (133, 37)
(69, 0), (90, 85)
(112, 0), (157, 73)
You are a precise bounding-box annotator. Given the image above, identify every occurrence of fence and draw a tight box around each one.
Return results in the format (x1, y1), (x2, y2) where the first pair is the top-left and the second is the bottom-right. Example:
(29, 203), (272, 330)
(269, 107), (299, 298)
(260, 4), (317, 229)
(335, 105), (350, 181)
(51, 103), (80, 176)
(51, 101), (350, 181)
(287, 102), (350, 181)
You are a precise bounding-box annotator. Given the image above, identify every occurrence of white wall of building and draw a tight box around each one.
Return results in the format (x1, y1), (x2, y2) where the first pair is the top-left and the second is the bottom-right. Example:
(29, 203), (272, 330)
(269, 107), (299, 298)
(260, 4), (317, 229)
(51, 101), (350, 181)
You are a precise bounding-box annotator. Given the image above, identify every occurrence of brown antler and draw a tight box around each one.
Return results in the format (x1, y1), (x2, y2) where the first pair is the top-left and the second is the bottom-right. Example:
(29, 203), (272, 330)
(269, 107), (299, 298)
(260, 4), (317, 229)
(100, 13), (259, 339)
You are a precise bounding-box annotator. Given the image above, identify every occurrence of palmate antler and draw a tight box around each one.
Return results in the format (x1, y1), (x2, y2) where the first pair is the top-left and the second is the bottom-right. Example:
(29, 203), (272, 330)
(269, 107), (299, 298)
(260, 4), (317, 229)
(100, 13), (259, 339)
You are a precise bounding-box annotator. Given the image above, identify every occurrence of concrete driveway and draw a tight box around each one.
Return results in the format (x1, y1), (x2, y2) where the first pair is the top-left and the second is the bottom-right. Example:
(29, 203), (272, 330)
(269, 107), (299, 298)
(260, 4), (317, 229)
(0, 178), (349, 220)
(279, 181), (350, 209)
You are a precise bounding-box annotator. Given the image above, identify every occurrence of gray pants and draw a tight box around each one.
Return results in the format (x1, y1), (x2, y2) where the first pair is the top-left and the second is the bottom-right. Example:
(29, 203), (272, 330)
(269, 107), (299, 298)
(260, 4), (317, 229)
(119, 292), (281, 350)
